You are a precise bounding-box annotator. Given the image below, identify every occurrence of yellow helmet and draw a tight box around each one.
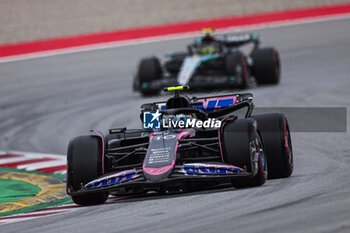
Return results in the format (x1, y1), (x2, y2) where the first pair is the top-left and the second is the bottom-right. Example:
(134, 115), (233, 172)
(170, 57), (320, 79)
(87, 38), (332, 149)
(201, 28), (214, 35)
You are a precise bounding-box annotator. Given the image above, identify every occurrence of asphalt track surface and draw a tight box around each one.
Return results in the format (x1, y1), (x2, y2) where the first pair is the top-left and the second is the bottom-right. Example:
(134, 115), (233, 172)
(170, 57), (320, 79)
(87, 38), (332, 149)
(0, 18), (350, 233)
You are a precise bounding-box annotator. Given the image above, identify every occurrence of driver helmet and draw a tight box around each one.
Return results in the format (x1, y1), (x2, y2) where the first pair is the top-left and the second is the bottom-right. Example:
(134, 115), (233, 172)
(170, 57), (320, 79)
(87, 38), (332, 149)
(198, 28), (216, 54)
(200, 45), (216, 54)
(201, 28), (216, 42)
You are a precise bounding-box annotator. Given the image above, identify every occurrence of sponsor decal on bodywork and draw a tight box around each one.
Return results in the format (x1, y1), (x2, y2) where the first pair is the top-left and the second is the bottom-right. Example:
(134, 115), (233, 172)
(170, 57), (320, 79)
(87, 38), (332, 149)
(177, 163), (244, 176)
(143, 132), (179, 178)
(193, 95), (237, 112)
(85, 169), (139, 189)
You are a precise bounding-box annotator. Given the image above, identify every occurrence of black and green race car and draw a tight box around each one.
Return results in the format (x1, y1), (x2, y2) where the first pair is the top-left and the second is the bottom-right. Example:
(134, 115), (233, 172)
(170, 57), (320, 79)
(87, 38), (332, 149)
(133, 29), (280, 96)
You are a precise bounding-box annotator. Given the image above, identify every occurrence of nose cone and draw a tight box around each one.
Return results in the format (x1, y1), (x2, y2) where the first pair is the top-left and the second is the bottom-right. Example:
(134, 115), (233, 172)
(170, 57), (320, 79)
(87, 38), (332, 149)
(142, 132), (178, 182)
(143, 163), (174, 182)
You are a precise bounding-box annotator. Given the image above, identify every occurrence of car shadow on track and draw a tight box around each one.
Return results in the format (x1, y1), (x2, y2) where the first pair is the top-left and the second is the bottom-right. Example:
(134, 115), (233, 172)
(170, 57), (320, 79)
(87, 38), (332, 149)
(106, 183), (255, 205)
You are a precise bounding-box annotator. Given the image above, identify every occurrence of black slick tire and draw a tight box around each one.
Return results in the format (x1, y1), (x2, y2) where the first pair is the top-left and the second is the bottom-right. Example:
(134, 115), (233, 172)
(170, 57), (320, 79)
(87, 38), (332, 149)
(67, 135), (109, 205)
(251, 48), (280, 84)
(251, 113), (293, 179)
(222, 118), (267, 188)
(138, 57), (162, 96)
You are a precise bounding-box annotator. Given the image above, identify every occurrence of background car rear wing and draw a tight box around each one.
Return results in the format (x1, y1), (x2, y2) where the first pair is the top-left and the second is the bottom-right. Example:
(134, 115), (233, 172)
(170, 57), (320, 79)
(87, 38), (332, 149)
(216, 33), (260, 49)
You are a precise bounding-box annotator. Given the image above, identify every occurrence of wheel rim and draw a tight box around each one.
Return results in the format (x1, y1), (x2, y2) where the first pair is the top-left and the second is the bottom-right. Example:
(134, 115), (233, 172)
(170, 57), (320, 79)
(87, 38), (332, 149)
(284, 118), (293, 172)
(256, 133), (267, 179)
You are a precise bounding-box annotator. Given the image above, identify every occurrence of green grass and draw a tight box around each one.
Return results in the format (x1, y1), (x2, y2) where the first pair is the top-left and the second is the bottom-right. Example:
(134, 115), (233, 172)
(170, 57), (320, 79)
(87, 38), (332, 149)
(0, 179), (41, 205)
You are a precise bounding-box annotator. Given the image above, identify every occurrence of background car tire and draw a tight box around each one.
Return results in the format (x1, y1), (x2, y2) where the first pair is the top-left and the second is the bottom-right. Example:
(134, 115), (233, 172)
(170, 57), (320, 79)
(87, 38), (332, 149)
(222, 118), (267, 188)
(138, 56), (162, 96)
(67, 135), (109, 205)
(225, 52), (249, 89)
(251, 48), (280, 84)
(251, 113), (293, 179)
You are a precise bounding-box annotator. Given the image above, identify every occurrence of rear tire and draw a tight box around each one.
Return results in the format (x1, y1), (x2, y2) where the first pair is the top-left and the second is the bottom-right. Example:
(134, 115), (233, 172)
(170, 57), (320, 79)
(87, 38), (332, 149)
(222, 119), (267, 188)
(251, 113), (293, 179)
(67, 135), (109, 205)
(251, 48), (280, 84)
(225, 52), (248, 89)
(138, 57), (162, 96)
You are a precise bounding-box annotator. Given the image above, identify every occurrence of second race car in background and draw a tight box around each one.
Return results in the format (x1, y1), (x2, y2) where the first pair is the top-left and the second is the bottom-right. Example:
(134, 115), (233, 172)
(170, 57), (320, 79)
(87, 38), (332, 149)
(133, 29), (281, 96)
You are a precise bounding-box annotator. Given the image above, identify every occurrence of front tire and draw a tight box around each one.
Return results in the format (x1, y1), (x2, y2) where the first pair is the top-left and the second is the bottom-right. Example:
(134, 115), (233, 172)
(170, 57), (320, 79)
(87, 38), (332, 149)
(67, 135), (109, 205)
(137, 57), (162, 96)
(222, 118), (267, 188)
(251, 113), (293, 179)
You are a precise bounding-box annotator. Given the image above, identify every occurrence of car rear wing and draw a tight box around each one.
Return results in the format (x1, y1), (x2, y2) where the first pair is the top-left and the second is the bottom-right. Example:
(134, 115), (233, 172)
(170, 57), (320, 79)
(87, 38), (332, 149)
(216, 33), (260, 50)
(141, 93), (254, 117)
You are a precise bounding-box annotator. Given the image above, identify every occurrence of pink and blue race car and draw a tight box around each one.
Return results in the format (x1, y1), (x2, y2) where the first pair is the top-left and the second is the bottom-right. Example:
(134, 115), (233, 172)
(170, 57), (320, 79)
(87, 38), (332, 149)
(67, 86), (293, 205)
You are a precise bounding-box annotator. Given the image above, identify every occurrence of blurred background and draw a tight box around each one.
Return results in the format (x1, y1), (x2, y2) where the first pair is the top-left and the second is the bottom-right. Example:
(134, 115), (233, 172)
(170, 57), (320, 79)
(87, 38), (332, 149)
(0, 0), (348, 44)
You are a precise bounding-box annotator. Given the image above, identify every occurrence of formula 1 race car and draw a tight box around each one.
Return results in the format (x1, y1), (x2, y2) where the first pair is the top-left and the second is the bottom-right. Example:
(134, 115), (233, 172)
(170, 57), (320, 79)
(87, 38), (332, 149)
(133, 29), (281, 96)
(67, 86), (293, 206)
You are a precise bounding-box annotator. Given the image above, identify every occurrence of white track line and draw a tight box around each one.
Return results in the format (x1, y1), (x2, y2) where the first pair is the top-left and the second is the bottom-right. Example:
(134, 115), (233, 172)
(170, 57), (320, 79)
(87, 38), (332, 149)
(17, 160), (67, 171)
(0, 151), (66, 174)
(54, 170), (67, 174)
(0, 157), (32, 164)
(0, 210), (69, 225)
